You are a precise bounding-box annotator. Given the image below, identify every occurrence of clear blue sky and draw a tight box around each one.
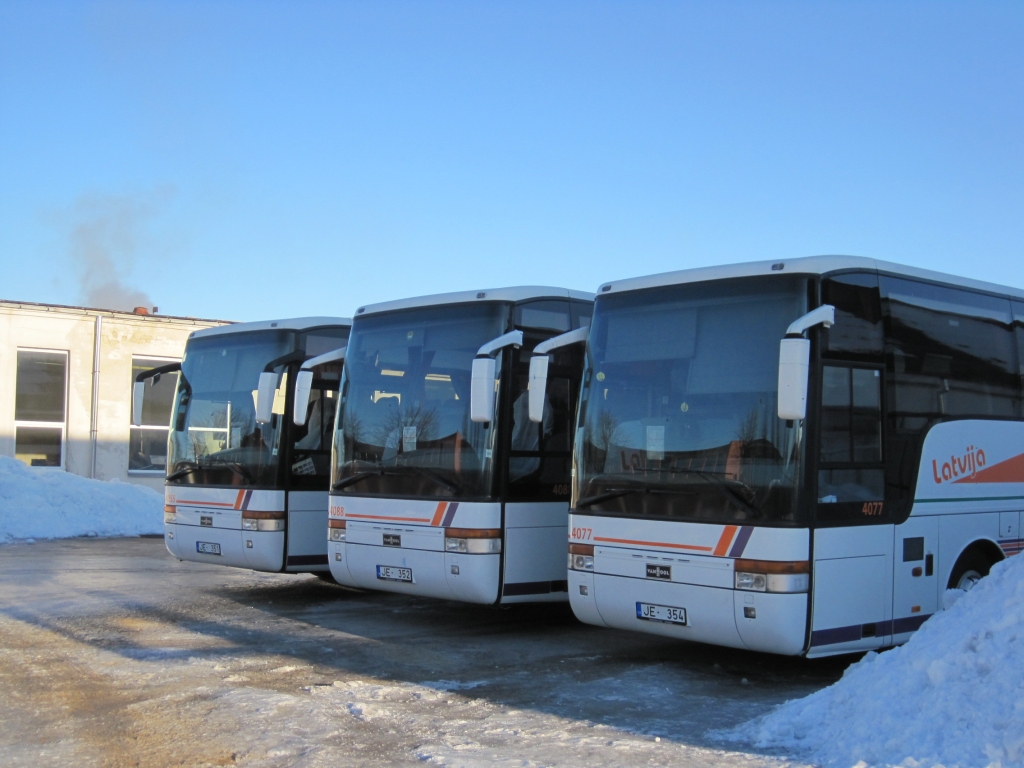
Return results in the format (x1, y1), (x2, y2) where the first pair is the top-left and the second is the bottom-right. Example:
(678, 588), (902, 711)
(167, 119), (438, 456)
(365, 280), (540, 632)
(1, 1), (1022, 321)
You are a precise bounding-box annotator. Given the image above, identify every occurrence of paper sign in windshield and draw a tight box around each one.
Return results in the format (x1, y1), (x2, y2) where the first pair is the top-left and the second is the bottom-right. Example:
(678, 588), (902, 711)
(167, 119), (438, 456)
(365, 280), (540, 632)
(646, 425), (665, 460)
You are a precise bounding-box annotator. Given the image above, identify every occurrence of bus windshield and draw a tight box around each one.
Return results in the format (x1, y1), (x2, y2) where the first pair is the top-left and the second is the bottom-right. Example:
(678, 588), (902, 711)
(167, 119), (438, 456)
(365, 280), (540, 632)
(576, 276), (808, 525)
(167, 330), (294, 487)
(332, 303), (509, 499)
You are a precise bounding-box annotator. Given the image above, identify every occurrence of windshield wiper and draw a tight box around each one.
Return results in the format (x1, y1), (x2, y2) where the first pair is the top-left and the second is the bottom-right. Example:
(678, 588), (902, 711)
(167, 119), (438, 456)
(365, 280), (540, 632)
(167, 461), (200, 481)
(576, 485), (676, 509)
(665, 467), (761, 518)
(200, 456), (255, 484)
(168, 457), (254, 484)
(332, 466), (461, 494)
(332, 471), (376, 492)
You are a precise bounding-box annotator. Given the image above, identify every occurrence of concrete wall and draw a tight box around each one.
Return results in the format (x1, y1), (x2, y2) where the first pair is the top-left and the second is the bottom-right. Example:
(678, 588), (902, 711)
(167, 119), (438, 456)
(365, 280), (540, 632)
(0, 301), (227, 491)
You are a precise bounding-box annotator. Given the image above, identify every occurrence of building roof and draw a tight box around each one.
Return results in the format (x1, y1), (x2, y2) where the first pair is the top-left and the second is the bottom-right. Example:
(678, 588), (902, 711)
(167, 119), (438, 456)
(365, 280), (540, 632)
(191, 316), (352, 339)
(356, 286), (594, 318)
(596, 256), (1024, 301)
(0, 298), (231, 325)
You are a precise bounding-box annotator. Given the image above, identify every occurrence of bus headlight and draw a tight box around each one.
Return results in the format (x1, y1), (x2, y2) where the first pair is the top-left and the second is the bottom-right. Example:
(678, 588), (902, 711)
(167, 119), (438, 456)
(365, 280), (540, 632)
(444, 528), (501, 554)
(734, 572), (767, 592)
(569, 543), (594, 571)
(329, 519), (346, 541)
(164, 504), (176, 524)
(242, 512), (285, 532)
(734, 559), (809, 593)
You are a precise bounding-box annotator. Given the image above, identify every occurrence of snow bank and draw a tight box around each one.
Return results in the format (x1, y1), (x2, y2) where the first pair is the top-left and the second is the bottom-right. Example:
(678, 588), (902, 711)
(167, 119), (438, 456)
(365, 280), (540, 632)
(0, 456), (163, 542)
(725, 553), (1024, 767)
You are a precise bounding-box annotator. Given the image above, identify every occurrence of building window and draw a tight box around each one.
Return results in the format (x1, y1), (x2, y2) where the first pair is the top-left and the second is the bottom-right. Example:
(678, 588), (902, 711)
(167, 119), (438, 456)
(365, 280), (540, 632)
(15, 350), (68, 468)
(130, 357), (180, 473)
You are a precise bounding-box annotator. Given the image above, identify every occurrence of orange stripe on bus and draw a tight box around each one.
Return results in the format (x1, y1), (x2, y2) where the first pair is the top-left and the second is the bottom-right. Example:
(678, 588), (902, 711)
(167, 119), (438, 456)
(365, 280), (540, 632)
(234, 490), (246, 510)
(430, 502), (447, 527)
(176, 500), (236, 507)
(713, 525), (739, 557)
(593, 536), (714, 552)
(343, 513), (433, 523)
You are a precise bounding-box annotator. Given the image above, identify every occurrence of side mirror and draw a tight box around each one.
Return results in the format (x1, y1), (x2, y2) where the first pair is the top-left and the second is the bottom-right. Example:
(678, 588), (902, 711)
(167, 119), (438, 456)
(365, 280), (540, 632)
(293, 369), (314, 426)
(528, 356), (549, 423)
(132, 381), (146, 427)
(777, 337), (810, 421)
(470, 357), (497, 423)
(256, 371), (278, 424)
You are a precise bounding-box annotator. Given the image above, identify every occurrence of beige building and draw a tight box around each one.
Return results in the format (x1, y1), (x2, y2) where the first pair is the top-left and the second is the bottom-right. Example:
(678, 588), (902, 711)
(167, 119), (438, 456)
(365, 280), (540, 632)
(0, 300), (228, 491)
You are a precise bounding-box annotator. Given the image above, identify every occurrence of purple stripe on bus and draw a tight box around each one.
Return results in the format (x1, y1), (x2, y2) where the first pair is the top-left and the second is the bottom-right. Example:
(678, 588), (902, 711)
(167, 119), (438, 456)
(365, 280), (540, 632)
(811, 614), (933, 647)
(242, 490), (253, 510)
(727, 526), (754, 558)
(441, 502), (459, 528)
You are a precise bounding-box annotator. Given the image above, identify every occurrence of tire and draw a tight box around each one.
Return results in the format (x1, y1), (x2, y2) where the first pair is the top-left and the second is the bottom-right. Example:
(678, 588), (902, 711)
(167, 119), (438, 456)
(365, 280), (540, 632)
(314, 572), (338, 584)
(947, 549), (994, 592)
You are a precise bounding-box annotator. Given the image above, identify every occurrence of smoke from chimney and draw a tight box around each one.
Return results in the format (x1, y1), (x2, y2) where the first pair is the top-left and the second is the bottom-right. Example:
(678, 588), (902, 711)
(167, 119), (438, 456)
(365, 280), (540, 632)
(62, 189), (174, 312)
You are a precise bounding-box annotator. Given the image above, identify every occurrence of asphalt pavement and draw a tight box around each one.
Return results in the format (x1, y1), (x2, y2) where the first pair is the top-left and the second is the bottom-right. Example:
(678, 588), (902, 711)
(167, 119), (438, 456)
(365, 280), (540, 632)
(0, 538), (850, 767)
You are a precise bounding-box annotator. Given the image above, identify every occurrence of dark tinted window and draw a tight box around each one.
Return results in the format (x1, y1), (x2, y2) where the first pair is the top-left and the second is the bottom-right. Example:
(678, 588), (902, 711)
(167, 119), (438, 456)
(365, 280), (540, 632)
(289, 358), (342, 489)
(571, 301), (594, 330)
(1015, 302), (1024, 388)
(817, 365), (885, 515)
(881, 277), (1018, 423)
(301, 327), (351, 357)
(505, 330), (582, 502)
(822, 273), (884, 359)
(880, 277), (1020, 511)
(515, 300), (571, 332)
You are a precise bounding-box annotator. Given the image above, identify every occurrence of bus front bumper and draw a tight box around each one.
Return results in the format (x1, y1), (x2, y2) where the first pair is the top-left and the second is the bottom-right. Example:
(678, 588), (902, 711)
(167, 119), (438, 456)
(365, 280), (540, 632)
(165, 523), (284, 572)
(334, 541), (500, 604)
(568, 570), (807, 656)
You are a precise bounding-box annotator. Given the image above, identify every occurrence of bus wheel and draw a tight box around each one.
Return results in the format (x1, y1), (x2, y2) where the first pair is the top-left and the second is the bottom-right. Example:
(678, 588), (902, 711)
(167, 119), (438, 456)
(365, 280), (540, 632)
(947, 547), (997, 592)
(314, 572), (338, 584)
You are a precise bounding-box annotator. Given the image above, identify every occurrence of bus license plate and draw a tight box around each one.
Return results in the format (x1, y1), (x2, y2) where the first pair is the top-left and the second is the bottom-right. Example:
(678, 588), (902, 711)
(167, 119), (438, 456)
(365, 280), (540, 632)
(637, 602), (687, 625)
(196, 541), (221, 555)
(377, 565), (412, 582)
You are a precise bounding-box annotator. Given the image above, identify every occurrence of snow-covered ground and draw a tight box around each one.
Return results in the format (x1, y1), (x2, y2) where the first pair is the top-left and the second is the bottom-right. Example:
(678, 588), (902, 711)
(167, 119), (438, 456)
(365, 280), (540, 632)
(726, 552), (1024, 768)
(0, 456), (162, 542)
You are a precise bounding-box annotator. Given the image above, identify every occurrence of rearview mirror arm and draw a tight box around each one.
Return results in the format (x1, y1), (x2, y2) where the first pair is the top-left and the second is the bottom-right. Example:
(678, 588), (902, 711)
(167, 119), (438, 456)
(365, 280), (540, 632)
(528, 327), (590, 423)
(293, 346), (348, 425)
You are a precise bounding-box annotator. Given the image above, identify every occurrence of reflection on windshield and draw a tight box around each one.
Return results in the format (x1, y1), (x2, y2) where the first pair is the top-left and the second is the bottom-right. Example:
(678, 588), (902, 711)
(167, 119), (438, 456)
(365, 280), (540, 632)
(333, 303), (508, 499)
(168, 331), (293, 487)
(576, 276), (807, 524)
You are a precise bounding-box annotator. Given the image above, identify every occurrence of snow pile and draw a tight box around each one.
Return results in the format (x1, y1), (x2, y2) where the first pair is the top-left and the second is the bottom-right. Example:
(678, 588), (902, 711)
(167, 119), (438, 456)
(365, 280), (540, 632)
(0, 456), (163, 542)
(726, 553), (1024, 767)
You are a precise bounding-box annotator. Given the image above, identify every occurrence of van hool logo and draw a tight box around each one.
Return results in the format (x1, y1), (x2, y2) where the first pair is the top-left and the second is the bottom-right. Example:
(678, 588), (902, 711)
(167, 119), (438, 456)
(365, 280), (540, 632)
(932, 446), (986, 484)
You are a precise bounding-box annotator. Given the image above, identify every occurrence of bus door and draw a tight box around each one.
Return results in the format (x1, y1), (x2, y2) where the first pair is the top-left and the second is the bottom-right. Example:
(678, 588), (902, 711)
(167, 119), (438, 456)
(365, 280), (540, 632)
(285, 356), (343, 571)
(891, 515), (939, 642)
(809, 363), (894, 655)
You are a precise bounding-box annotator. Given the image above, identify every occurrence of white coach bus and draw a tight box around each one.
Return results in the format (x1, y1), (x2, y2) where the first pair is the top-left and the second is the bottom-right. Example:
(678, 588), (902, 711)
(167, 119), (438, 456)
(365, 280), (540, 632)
(537, 257), (1024, 657)
(134, 317), (351, 575)
(322, 287), (593, 603)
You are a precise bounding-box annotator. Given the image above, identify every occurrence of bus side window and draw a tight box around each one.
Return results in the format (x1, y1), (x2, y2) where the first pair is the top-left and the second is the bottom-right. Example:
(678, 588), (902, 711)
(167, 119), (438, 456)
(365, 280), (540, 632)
(515, 301), (571, 333)
(822, 273), (884, 359)
(817, 365), (886, 519)
(880, 278), (1020, 511)
(882, 277), (1018, 421)
(571, 301), (594, 330)
(1014, 302), (1024, 415)
(506, 329), (580, 501)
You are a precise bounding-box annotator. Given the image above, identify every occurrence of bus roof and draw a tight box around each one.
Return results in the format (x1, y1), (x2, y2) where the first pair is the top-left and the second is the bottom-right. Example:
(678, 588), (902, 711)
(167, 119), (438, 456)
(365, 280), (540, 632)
(190, 316), (352, 339)
(597, 256), (1024, 302)
(356, 286), (595, 318)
